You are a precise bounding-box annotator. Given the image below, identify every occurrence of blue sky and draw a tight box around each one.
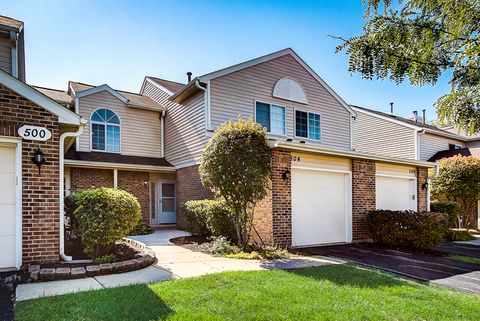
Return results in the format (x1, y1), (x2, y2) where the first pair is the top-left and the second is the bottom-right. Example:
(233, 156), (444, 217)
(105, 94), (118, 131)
(3, 0), (450, 121)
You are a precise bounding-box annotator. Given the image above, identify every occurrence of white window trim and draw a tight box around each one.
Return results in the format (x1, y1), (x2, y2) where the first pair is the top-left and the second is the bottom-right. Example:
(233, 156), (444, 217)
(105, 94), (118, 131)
(253, 100), (287, 137)
(89, 108), (122, 154)
(294, 108), (322, 142)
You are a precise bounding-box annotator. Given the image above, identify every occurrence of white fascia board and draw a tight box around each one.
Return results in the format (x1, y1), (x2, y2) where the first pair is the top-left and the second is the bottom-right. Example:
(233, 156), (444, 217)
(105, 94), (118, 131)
(198, 48), (356, 117)
(142, 77), (174, 96)
(0, 69), (82, 125)
(352, 107), (421, 130)
(274, 141), (437, 168)
(75, 84), (129, 104)
(64, 159), (176, 172)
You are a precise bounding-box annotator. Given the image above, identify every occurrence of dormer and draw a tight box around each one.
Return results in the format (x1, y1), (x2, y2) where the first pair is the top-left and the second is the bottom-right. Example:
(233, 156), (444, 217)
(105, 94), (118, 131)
(0, 16), (25, 81)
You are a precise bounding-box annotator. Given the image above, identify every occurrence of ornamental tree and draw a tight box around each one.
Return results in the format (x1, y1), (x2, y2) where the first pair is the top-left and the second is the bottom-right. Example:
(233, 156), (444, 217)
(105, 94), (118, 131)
(334, 0), (480, 133)
(431, 156), (480, 228)
(199, 117), (272, 247)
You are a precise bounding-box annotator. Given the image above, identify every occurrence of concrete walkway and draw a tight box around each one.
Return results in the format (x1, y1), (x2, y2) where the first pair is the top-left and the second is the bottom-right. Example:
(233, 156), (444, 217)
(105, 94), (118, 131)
(16, 229), (341, 301)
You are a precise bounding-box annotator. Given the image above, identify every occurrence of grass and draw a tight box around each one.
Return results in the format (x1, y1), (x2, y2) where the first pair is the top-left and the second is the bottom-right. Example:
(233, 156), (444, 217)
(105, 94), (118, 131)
(447, 254), (480, 264)
(15, 265), (479, 321)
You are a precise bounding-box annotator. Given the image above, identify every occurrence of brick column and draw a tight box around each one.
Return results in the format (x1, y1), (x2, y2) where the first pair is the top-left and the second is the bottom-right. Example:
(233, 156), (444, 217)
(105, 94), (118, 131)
(417, 167), (428, 212)
(253, 150), (291, 247)
(175, 165), (213, 229)
(352, 159), (376, 241)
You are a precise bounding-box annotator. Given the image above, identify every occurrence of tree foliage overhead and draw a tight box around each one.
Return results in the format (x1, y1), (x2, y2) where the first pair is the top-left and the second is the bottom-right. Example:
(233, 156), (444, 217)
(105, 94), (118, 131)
(335, 0), (480, 133)
(199, 117), (272, 247)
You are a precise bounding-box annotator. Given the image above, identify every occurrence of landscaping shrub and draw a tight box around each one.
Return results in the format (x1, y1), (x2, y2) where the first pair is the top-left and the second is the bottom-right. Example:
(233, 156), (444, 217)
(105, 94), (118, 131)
(210, 236), (239, 255)
(430, 200), (460, 227)
(64, 193), (80, 238)
(74, 188), (141, 258)
(367, 210), (448, 250)
(93, 254), (117, 264)
(129, 218), (154, 235)
(445, 229), (476, 241)
(184, 199), (237, 242)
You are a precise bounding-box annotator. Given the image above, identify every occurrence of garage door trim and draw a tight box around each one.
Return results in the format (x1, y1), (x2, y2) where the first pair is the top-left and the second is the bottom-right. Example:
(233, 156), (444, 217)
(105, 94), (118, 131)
(0, 137), (22, 270)
(291, 164), (352, 247)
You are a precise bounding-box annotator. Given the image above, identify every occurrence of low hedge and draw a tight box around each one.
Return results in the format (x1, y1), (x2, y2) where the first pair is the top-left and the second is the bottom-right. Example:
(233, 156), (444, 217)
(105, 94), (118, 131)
(184, 199), (237, 242)
(367, 210), (448, 250)
(430, 201), (460, 227)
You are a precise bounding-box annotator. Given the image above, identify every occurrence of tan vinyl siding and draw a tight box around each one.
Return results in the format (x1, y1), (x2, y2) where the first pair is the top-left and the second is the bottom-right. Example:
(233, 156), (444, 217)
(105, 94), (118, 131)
(353, 111), (416, 159)
(77, 91), (162, 158)
(209, 54), (351, 150)
(143, 81), (207, 166)
(419, 133), (464, 161)
(0, 35), (12, 75)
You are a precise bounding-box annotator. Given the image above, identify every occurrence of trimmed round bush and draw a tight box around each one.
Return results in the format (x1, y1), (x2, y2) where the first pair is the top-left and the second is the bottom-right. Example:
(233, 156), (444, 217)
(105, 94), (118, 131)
(367, 210), (448, 250)
(74, 188), (141, 258)
(184, 199), (237, 242)
(430, 200), (460, 227)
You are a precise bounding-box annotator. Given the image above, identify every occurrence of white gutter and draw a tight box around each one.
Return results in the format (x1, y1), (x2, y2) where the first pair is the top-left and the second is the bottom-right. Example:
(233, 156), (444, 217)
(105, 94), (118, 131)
(272, 140), (436, 168)
(195, 79), (211, 130)
(59, 120), (87, 261)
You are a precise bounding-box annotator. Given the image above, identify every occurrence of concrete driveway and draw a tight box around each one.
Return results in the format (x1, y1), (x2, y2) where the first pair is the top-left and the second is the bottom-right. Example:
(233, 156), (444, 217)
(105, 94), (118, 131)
(301, 243), (480, 294)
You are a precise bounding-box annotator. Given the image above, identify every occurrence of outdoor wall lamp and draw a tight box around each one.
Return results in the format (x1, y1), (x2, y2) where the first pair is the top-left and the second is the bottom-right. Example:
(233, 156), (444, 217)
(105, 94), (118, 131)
(144, 179), (148, 188)
(282, 169), (291, 181)
(422, 182), (428, 190)
(32, 148), (45, 174)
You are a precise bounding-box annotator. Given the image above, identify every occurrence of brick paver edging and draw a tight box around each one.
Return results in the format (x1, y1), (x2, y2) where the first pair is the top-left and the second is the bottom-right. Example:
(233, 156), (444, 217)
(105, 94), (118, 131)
(27, 239), (156, 282)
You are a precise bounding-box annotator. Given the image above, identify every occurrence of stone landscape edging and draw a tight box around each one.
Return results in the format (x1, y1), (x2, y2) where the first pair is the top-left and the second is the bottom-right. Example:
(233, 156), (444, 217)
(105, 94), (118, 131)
(27, 238), (157, 282)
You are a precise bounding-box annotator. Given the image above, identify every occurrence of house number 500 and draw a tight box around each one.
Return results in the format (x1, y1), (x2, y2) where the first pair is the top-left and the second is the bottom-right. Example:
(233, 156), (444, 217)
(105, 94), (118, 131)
(18, 125), (52, 141)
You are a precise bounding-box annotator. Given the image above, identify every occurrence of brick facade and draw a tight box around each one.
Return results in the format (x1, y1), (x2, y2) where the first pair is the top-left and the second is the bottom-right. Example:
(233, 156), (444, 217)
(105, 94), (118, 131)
(70, 168), (113, 190)
(417, 167), (428, 212)
(254, 150), (292, 247)
(352, 159), (376, 241)
(70, 168), (151, 222)
(0, 84), (61, 264)
(175, 165), (213, 229)
(118, 171), (150, 221)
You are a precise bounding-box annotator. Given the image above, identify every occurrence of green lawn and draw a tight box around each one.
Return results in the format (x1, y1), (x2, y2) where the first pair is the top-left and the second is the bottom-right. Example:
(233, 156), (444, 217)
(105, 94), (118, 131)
(15, 265), (479, 321)
(447, 254), (480, 264)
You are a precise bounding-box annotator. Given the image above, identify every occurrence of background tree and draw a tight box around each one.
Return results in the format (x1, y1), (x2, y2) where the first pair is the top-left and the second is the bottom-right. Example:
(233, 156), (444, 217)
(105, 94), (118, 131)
(431, 156), (480, 228)
(199, 117), (272, 247)
(335, 0), (480, 133)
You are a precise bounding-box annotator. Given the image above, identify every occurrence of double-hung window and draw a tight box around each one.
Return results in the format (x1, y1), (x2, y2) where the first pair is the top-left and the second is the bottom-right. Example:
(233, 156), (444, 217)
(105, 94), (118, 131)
(91, 108), (121, 153)
(255, 102), (286, 135)
(295, 110), (321, 140)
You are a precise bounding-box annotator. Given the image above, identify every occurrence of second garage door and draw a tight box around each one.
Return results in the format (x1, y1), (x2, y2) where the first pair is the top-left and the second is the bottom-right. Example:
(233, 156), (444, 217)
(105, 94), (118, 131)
(291, 167), (351, 247)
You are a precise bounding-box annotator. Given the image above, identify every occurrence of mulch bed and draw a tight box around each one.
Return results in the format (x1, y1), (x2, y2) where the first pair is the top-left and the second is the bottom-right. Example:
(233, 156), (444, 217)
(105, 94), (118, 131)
(170, 235), (214, 255)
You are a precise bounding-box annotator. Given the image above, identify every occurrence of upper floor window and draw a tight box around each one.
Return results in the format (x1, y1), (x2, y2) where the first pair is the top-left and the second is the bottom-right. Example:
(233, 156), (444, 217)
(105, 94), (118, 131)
(90, 108), (121, 153)
(295, 110), (321, 141)
(255, 102), (286, 135)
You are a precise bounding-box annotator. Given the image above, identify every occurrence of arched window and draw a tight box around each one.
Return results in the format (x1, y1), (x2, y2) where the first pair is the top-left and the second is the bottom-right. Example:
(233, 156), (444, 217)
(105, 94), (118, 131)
(90, 108), (121, 153)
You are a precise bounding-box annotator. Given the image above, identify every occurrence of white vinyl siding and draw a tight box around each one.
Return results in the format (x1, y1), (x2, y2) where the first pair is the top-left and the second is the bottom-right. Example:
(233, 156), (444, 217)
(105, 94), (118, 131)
(209, 54), (351, 150)
(77, 91), (162, 158)
(352, 111), (416, 159)
(419, 133), (464, 161)
(0, 35), (12, 75)
(142, 81), (207, 166)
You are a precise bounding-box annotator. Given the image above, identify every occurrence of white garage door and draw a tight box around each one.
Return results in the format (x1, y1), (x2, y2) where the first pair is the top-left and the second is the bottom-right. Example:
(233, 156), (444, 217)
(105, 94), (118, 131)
(0, 145), (17, 269)
(376, 176), (416, 211)
(292, 168), (351, 247)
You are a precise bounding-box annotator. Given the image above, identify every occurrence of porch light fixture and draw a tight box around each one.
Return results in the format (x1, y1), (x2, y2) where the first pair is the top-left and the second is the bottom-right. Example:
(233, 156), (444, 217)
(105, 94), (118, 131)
(32, 148), (45, 174)
(282, 169), (291, 181)
(144, 179), (148, 188)
(422, 182), (428, 190)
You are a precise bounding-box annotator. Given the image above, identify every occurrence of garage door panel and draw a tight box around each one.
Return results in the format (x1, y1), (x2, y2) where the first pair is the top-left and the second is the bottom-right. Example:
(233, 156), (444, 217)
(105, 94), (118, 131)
(0, 172), (15, 204)
(0, 204), (15, 235)
(376, 176), (415, 211)
(292, 168), (349, 247)
(0, 236), (15, 268)
(0, 145), (17, 269)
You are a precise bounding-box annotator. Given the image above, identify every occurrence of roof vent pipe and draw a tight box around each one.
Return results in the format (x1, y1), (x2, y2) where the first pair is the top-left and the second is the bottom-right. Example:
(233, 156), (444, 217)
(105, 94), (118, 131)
(390, 102), (394, 114)
(422, 109), (426, 124)
(187, 72), (192, 82)
(412, 110), (418, 122)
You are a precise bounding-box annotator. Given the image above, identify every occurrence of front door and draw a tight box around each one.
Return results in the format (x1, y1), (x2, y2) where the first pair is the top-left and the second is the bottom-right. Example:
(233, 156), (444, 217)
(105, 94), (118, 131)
(155, 181), (176, 224)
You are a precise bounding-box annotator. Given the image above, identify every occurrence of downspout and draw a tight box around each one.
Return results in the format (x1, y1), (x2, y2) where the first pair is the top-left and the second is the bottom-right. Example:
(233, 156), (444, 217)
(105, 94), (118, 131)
(195, 79), (210, 130)
(426, 163), (440, 211)
(59, 120), (87, 261)
(160, 110), (165, 158)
